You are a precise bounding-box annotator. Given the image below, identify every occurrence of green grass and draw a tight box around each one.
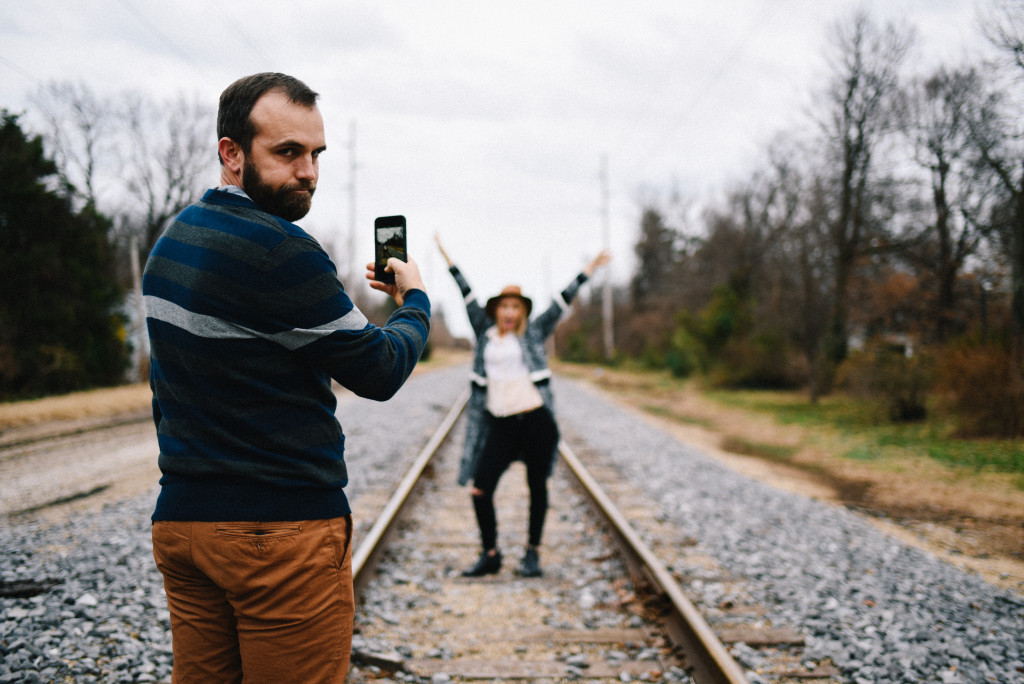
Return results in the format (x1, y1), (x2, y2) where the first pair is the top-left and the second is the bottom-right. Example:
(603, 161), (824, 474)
(563, 360), (1024, 484)
(845, 445), (881, 461)
(641, 404), (714, 428)
(719, 435), (799, 462)
(926, 441), (1024, 473)
(706, 388), (1024, 478)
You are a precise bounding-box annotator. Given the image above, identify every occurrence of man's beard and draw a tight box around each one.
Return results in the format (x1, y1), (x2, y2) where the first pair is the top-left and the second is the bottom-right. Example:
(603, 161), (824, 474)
(241, 157), (315, 222)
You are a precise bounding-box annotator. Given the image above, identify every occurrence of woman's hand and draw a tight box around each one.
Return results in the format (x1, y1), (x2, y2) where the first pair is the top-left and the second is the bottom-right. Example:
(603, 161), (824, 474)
(584, 249), (612, 277)
(434, 232), (454, 268)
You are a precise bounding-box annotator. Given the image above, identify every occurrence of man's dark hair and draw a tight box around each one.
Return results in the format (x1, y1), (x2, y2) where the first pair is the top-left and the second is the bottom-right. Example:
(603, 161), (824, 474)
(217, 73), (319, 164)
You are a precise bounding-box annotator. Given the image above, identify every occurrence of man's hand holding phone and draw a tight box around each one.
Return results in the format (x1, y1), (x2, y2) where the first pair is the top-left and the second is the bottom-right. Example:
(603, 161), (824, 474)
(365, 257), (425, 306)
(368, 214), (424, 304)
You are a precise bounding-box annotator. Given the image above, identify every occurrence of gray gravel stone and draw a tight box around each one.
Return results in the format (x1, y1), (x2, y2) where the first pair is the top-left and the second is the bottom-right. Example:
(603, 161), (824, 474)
(3, 366), (1022, 683)
(554, 375), (1024, 684)
(0, 367), (467, 683)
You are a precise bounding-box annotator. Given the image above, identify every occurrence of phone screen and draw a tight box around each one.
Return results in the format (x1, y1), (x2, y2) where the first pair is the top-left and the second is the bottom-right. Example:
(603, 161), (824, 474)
(374, 215), (407, 284)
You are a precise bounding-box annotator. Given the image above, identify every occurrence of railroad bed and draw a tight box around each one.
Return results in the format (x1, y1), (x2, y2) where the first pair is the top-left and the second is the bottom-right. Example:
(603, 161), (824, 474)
(0, 363), (1021, 683)
(348, 407), (690, 682)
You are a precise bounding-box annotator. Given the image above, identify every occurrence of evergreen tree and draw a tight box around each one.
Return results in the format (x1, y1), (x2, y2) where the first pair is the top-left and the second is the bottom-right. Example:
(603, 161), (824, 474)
(0, 111), (127, 398)
(630, 207), (679, 309)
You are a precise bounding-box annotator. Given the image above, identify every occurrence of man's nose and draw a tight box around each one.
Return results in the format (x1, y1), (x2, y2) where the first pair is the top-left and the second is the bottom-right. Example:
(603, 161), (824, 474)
(296, 154), (318, 180)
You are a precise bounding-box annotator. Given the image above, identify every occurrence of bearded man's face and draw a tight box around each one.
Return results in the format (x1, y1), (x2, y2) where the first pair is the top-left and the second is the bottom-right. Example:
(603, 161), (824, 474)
(242, 154), (315, 222)
(239, 90), (324, 222)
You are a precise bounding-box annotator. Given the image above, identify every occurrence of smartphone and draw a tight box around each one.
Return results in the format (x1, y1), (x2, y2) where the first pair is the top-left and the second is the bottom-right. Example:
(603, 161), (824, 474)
(374, 215), (407, 284)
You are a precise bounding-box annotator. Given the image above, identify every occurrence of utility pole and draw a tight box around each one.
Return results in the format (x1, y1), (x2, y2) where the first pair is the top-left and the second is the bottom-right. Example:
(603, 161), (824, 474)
(347, 119), (358, 297)
(600, 153), (614, 361)
(129, 233), (148, 382)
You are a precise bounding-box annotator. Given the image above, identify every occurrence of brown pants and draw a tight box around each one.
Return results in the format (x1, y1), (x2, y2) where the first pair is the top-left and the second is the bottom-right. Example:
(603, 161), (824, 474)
(152, 517), (354, 684)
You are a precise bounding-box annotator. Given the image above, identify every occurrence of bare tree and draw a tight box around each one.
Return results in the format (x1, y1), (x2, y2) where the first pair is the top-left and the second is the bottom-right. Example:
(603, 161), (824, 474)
(698, 137), (835, 397)
(981, 0), (1024, 72)
(120, 91), (215, 258)
(752, 139), (837, 399)
(693, 155), (799, 316)
(902, 65), (994, 342)
(972, 2), (1024, 366)
(31, 81), (115, 209)
(791, 174), (834, 401)
(29, 81), (214, 261)
(815, 10), (914, 384)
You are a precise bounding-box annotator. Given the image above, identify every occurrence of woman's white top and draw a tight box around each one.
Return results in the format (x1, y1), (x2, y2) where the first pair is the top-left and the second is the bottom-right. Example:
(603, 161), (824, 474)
(483, 329), (544, 417)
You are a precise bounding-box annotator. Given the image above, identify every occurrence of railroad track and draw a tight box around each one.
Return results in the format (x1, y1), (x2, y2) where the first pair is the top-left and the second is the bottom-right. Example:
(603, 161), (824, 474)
(345, 392), (839, 683)
(2, 367), (1015, 683)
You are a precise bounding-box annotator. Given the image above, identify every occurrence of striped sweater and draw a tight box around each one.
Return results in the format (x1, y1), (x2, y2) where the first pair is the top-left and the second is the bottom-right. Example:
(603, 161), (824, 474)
(143, 188), (430, 522)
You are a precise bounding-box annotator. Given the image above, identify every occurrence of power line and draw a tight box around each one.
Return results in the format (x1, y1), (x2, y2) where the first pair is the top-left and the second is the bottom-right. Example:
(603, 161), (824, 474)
(208, 4), (276, 66)
(611, 3), (722, 150)
(627, 0), (793, 171)
(0, 53), (41, 89)
(117, 0), (209, 74)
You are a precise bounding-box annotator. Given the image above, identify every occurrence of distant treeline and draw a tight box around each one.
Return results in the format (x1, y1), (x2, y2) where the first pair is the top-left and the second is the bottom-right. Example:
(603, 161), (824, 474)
(557, 7), (1024, 438)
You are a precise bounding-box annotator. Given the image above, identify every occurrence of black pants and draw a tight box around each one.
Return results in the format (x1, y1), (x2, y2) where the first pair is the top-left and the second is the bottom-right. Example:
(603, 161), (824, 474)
(471, 407), (560, 551)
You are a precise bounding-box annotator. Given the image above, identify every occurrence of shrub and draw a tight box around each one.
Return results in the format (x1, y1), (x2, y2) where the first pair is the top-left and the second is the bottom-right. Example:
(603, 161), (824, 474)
(937, 342), (1024, 438)
(711, 330), (805, 390)
(666, 325), (703, 378)
(836, 343), (933, 422)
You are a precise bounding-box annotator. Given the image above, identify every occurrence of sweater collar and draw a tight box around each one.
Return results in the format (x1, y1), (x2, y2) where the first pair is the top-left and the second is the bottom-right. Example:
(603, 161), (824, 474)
(203, 187), (258, 209)
(217, 184), (251, 200)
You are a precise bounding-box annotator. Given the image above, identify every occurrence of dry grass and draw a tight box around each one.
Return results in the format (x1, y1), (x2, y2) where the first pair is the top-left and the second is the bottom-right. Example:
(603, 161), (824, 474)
(553, 360), (1024, 596)
(0, 384), (152, 430)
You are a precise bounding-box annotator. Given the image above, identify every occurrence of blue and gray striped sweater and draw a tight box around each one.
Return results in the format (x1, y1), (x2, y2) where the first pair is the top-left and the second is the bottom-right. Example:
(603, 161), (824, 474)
(143, 188), (430, 522)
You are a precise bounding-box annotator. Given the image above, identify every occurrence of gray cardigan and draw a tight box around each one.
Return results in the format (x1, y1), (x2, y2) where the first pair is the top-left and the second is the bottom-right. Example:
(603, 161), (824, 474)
(446, 265), (589, 485)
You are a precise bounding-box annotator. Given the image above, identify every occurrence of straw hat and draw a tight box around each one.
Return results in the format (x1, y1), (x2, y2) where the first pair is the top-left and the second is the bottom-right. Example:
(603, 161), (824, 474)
(485, 285), (532, 320)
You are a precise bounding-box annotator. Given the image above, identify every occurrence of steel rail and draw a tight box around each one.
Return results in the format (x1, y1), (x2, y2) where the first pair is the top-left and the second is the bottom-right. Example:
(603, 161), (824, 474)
(558, 440), (750, 684)
(349, 387), (748, 683)
(351, 387), (469, 597)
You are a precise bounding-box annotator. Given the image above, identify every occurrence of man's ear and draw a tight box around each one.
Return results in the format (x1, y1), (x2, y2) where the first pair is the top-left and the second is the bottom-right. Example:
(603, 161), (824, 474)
(218, 137), (244, 174)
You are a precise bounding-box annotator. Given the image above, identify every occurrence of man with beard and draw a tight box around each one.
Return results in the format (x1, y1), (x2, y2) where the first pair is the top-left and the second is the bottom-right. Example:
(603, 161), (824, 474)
(143, 73), (430, 683)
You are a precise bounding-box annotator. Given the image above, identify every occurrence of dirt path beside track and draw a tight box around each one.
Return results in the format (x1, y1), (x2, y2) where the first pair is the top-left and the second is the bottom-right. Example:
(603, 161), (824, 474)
(554, 362), (1024, 597)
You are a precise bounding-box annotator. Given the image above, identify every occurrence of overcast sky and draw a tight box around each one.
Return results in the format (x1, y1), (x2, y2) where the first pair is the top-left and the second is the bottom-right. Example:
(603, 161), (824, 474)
(0, 1), (995, 338)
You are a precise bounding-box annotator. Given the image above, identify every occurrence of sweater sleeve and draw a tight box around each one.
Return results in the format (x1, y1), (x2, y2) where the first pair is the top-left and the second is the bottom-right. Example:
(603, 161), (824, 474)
(258, 235), (431, 401)
(300, 291), (430, 401)
(448, 265), (491, 336)
(532, 272), (588, 339)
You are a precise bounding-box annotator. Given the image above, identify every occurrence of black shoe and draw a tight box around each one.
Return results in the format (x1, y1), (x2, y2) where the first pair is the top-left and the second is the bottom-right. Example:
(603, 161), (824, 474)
(519, 547), (542, 577)
(462, 550), (502, 577)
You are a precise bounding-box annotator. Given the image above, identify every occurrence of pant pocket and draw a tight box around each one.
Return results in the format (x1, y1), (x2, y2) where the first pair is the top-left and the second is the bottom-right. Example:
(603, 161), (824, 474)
(214, 522), (302, 538)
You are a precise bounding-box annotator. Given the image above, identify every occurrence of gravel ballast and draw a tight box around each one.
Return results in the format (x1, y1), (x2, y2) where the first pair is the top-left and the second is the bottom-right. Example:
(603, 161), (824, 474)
(554, 376), (1024, 684)
(1, 364), (1022, 683)
(0, 366), (466, 684)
